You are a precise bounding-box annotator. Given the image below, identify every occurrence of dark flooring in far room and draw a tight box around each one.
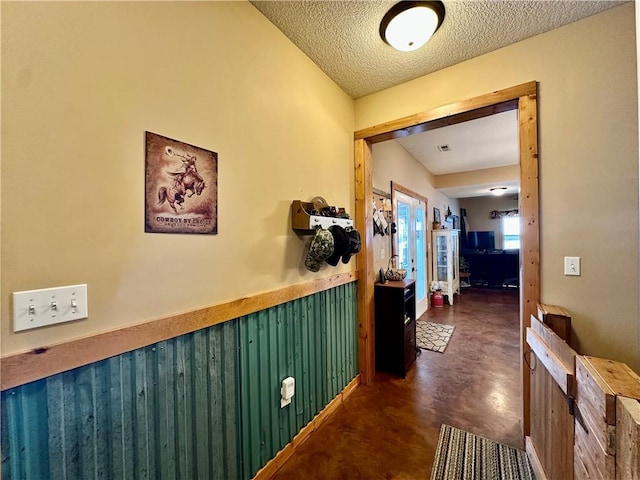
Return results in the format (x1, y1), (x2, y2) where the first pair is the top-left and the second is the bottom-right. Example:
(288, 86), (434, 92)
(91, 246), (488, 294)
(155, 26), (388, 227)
(271, 287), (523, 480)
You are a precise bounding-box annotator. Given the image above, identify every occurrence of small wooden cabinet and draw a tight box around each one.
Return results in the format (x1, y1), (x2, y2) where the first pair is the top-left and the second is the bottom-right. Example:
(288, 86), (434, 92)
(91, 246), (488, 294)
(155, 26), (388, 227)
(432, 229), (460, 305)
(374, 279), (417, 378)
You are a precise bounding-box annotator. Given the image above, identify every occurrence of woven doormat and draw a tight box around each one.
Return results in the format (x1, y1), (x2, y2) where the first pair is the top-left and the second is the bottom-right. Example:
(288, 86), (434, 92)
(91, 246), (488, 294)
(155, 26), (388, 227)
(430, 424), (535, 480)
(416, 321), (455, 353)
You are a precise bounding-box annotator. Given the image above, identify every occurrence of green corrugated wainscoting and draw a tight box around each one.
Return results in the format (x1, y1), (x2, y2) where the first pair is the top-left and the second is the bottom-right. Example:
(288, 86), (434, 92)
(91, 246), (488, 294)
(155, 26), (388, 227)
(1, 281), (358, 479)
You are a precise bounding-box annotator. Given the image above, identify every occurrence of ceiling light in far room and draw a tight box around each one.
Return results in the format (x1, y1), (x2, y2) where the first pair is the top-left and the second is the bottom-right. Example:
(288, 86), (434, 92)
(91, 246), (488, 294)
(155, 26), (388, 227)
(380, 1), (446, 52)
(490, 187), (508, 197)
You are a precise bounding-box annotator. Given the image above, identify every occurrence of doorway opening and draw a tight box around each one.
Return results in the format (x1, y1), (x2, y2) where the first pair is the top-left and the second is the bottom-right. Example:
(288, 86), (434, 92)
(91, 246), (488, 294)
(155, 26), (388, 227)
(393, 183), (429, 317)
(354, 82), (540, 437)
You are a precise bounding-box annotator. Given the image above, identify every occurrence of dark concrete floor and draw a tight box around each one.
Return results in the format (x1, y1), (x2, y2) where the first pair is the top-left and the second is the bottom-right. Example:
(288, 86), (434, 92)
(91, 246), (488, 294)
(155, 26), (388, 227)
(271, 287), (523, 480)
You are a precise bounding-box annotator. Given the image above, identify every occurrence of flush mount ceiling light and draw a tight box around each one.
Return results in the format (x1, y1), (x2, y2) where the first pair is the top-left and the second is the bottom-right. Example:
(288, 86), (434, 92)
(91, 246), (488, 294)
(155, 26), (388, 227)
(490, 187), (508, 196)
(380, 1), (446, 52)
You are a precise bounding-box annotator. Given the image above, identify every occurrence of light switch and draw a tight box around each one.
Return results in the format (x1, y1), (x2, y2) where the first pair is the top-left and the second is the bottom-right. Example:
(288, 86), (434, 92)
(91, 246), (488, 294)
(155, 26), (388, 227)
(13, 284), (88, 332)
(564, 257), (580, 276)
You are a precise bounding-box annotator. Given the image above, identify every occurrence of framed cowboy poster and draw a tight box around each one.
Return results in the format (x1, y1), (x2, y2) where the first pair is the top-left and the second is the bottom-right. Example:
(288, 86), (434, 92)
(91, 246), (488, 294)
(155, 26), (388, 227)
(144, 131), (218, 234)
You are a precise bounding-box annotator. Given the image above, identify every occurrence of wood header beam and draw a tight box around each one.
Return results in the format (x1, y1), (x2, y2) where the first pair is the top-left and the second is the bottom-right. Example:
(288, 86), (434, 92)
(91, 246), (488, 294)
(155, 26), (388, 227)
(354, 81), (535, 142)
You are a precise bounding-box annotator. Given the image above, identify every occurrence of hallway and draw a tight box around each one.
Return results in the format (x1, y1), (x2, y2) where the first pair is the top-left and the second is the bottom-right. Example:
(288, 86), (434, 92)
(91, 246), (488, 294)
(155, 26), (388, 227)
(271, 288), (522, 479)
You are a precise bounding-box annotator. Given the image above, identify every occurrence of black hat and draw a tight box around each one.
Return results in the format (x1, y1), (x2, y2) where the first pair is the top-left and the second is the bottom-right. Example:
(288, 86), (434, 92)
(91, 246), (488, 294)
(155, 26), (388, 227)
(341, 228), (361, 264)
(325, 225), (350, 266)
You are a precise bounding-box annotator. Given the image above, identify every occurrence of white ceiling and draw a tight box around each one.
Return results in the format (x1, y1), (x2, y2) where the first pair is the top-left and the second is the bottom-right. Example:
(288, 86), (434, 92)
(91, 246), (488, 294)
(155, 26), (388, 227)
(250, 0), (625, 199)
(395, 110), (519, 175)
(380, 110), (520, 198)
(393, 110), (519, 198)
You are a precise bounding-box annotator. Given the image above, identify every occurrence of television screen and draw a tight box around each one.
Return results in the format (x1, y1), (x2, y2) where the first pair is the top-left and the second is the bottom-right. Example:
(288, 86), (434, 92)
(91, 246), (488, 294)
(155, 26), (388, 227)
(467, 231), (495, 250)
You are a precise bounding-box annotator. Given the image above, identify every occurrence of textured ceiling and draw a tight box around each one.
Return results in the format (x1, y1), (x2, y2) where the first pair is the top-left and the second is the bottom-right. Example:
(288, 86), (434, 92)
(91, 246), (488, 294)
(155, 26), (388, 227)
(251, 0), (625, 99)
(251, 0), (626, 198)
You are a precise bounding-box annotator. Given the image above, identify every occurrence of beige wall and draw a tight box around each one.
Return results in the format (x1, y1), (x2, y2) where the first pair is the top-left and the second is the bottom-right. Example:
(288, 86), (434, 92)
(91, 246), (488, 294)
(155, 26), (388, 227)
(357, 4), (640, 371)
(458, 196), (519, 250)
(435, 165), (519, 189)
(1, 2), (354, 355)
(372, 140), (459, 277)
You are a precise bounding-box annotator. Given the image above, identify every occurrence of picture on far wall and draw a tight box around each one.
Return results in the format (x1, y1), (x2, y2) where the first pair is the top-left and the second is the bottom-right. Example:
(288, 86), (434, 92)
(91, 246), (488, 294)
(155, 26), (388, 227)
(433, 207), (441, 223)
(452, 215), (459, 230)
(145, 131), (218, 235)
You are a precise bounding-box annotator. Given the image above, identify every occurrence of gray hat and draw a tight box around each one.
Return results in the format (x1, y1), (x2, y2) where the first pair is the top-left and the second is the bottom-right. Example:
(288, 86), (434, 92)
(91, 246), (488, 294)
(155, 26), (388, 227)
(305, 228), (334, 272)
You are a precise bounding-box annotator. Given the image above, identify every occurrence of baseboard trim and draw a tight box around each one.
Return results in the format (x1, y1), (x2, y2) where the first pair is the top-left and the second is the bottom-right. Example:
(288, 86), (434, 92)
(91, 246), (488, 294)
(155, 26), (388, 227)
(252, 374), (361, 480)
(525, 436), (548, 480)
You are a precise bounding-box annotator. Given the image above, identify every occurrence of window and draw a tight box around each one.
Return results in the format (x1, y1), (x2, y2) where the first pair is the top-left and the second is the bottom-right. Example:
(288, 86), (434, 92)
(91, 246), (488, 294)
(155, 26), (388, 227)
(502, 216), (520, 249)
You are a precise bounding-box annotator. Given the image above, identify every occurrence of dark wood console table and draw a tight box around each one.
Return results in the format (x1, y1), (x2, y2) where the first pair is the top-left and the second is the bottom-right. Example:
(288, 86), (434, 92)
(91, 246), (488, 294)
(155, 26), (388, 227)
(374, 279), (416, 378)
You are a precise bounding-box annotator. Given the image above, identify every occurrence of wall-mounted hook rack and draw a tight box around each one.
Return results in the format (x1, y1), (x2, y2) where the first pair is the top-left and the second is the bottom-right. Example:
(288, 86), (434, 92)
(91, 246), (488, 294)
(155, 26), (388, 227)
(291, 200), (354, 233)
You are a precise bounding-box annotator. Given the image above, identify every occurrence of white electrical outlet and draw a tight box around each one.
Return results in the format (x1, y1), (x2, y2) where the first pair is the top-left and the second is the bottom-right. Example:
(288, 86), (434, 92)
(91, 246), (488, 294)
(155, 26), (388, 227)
(13, 284), (88, 332)
(564, 257), (581, 276)
(281, 376), (295, 408)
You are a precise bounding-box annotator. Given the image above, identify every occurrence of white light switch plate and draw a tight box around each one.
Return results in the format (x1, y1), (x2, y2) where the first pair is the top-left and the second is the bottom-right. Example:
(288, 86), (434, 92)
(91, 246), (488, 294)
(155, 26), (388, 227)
(13, 284), (88, 332)
(564, 257), (581, 276)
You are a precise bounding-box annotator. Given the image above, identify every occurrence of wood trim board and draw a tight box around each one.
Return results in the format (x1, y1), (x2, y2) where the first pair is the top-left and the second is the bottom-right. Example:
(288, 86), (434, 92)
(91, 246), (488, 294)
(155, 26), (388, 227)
(617, 396), (640, 480)
(353, 81), (540, 438)
(582, 356), (640, 401)
(530, 314), (577, 385)
(575, 413), (615, 480)
(390, 181), (429, 262)
(1, 272), (358, 391)
(518, 88), (540, 436)
(372, 187), (391, 199)
(526, 436), (549, 480)
(537, 302), (572, 346)
(529, 354), (575, 480)
(355, 139), (375, 385)
(526, 327), (574, 396)
(354, 81), (535, 142)
(391, 181), (430, 206)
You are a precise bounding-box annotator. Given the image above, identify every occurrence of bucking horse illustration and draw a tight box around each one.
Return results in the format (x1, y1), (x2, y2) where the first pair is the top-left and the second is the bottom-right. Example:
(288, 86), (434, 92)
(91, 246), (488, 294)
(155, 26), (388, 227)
(158, 157), (206, 214)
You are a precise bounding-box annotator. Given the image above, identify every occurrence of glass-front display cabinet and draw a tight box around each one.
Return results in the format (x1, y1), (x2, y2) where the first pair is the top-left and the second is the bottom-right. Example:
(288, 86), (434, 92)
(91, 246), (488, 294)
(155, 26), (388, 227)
(431, 229), (460, 305)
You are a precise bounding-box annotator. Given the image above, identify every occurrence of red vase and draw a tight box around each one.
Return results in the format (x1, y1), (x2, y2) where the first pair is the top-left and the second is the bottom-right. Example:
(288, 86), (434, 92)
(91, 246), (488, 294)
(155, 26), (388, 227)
(431, 291), (444, 308)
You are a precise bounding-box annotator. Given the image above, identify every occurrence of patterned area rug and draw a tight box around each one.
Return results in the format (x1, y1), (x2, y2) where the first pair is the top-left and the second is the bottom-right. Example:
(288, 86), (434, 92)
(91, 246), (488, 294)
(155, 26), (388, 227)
(416, 321), (455, 353)
(431, 424), (535, 480)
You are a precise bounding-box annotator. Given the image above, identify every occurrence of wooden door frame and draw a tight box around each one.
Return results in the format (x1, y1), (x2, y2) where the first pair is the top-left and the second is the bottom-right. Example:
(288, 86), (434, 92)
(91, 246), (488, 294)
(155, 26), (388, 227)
(354, 81), (539, 436)
(391, 182), (429, 315)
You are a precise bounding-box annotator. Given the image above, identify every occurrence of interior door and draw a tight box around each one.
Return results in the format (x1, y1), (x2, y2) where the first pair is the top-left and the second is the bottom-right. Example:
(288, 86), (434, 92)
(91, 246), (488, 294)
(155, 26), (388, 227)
(394, 190), (428, 317)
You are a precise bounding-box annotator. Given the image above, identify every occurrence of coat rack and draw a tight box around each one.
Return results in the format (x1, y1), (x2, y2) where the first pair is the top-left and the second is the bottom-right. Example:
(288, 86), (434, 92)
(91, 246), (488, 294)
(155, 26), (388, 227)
(291, 200), (353, 233)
